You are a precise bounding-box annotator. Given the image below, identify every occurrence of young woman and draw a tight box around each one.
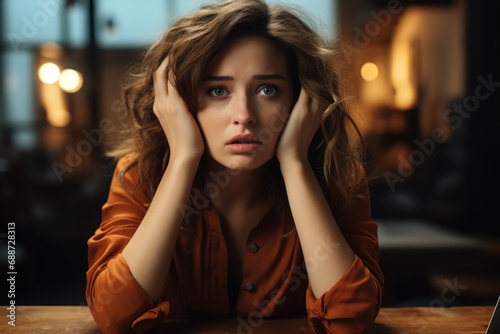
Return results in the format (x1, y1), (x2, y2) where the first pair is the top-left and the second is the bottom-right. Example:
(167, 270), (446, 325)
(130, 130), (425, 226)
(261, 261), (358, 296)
(86, 1), (384, 333)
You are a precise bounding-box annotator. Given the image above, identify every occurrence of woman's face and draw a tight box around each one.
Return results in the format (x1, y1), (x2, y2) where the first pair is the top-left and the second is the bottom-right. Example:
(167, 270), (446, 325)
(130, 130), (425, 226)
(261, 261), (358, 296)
(196, 34), (295, 171)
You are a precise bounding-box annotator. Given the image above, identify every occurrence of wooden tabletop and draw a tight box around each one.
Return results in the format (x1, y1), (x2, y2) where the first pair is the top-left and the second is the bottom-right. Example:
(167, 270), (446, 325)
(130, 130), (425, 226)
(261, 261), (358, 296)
(1, 305), (494, 333)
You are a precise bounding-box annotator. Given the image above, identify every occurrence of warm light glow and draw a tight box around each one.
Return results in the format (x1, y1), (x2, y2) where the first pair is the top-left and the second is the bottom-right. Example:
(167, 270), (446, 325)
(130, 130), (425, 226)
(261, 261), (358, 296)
(390, 10), (419, 110)
(391, 43), (417, 109)
(59, 69), (83, 93)
(361, 62), (379, 82)
(46, 108), (71, 127)
(38, 63), (60, 84)
(40, 77), (72, 127)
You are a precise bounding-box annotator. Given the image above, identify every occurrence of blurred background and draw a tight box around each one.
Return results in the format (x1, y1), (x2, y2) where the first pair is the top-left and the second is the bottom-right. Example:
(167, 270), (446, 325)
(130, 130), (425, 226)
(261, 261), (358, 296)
(1, 0), (499, 308)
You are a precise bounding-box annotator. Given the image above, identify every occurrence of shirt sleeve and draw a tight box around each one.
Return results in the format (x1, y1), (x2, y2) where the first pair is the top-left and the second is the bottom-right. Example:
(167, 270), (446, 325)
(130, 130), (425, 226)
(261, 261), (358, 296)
(85, 155), (171, 334)
(305, 175), (384, 334)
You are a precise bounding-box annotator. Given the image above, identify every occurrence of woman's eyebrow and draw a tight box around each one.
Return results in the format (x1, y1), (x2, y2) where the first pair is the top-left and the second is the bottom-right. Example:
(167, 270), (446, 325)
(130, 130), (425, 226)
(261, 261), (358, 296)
(202, 74), (287, 82)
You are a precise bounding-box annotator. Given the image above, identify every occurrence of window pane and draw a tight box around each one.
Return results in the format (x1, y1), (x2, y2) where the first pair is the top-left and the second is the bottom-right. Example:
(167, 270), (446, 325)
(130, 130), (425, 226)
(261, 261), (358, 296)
(2, 0), (63, 50)
(266, 0), (338, 41)
(67, 1), (88, 47)
(3, 51), (37, 149)
(171, 0), (203, 21)
(96, 0), (169, 48)
(95, 0), (338, 48)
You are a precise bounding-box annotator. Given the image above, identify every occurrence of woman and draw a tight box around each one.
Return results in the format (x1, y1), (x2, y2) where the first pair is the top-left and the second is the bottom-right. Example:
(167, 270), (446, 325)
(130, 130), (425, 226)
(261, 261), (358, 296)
(86, 0), (383, 333)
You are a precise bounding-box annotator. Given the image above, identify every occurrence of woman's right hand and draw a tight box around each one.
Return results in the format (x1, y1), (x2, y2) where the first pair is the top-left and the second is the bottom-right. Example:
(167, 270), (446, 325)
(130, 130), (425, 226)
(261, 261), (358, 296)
(153, 58), (204, 161)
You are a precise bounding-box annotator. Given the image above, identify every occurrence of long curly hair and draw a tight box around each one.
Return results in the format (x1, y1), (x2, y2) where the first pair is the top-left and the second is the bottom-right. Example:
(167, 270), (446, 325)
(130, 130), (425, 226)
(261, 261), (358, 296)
(107, 0), (365, 208)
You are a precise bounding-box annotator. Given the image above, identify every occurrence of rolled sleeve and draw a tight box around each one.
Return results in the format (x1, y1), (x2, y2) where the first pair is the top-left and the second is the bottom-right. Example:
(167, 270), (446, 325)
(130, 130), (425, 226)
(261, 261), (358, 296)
(305, 255), (382, 334)
(87, 254), (158, 333)
(132, 301), (171, 334)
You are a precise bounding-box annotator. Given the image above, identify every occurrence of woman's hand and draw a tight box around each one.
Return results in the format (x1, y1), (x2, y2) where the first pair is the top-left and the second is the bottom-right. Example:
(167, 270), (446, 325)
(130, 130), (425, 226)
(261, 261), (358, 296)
(153, 58), (204, 161)
(276, 88), (325, 164)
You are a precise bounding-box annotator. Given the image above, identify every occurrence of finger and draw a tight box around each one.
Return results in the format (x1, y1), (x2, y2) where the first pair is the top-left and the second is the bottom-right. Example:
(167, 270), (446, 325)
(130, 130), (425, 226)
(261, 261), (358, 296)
(294, 87), (308, 110)
(154, 57), (170, 96)
(289, 88), (323, 136)
(296, 87), (325, 118)
(289, 87), (310, 120)
(153, 57), (173, 116)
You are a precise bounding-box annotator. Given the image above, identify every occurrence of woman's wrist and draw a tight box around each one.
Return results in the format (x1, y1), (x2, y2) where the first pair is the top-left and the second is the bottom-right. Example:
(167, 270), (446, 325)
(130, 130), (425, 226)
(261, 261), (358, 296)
(278, 155), (311, 180)
(167, 153), (202, 176)
(170, 150), (203, 165)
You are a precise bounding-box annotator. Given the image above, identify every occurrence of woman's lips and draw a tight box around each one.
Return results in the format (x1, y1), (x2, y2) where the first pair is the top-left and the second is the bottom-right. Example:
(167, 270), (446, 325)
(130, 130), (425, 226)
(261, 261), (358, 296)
(226, 134), (262, 153)
(226, 142), (262, 153)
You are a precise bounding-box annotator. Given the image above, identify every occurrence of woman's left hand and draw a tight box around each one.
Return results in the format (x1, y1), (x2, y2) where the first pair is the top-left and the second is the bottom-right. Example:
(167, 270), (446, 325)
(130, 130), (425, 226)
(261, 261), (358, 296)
(276, 87), (325, 164)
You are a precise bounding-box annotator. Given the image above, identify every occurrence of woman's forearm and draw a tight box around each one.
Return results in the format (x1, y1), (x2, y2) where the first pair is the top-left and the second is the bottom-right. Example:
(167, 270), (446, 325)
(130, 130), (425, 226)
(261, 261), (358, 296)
(280, 159), (355, 298)
(122, 156), (200, 301)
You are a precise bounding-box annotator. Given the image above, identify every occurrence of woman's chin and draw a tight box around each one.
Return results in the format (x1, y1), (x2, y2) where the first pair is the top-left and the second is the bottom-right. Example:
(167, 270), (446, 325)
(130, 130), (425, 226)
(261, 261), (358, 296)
(207, 155), (273, 173)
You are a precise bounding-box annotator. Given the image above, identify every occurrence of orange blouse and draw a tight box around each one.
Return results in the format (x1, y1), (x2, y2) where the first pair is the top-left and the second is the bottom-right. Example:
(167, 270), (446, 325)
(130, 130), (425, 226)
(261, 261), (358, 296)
(86, 155), (384, 334)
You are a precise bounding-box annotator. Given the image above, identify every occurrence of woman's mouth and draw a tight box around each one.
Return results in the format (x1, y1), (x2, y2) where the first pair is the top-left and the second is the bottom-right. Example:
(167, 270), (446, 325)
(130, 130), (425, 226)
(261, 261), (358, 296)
(226, 134), (262, 153)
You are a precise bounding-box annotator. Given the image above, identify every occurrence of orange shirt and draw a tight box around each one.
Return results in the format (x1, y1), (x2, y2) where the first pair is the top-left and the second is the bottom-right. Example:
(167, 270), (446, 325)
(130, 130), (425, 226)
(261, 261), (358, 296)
(86, 155), (384, 333)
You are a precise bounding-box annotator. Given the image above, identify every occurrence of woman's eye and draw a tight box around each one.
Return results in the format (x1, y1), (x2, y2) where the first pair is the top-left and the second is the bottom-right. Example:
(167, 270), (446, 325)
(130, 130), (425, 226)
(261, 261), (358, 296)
(258, 85), (278, 96)
(208, 87), (227, 97)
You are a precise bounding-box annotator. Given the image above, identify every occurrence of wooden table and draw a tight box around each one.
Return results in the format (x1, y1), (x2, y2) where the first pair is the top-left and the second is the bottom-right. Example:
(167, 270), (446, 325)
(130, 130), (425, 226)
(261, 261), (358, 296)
(0, 305), (494, 333)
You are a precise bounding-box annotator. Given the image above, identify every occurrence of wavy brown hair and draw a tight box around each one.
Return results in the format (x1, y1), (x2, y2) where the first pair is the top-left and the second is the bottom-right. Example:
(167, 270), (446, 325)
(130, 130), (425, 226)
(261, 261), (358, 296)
(107, 0), (365, 208)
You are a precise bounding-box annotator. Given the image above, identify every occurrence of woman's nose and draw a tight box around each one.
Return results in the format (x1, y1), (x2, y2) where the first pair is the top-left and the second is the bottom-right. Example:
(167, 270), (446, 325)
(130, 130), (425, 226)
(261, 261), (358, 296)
(231, 94), (256, 126)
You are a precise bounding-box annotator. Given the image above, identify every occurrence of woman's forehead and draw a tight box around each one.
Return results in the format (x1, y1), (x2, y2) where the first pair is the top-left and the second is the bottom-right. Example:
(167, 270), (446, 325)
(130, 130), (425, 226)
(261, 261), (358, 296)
(204, 34), (290, 76)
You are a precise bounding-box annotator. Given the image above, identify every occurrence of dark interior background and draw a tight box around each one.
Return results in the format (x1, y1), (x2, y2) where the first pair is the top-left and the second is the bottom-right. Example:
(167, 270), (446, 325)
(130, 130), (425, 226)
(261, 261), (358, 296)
(1, 0), (499, 308)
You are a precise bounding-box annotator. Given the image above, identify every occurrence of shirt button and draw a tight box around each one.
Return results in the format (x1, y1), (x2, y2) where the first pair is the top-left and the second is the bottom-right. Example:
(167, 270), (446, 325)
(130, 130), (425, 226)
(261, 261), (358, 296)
(244, 282), (255, 291)
(248, 243), (259, 253)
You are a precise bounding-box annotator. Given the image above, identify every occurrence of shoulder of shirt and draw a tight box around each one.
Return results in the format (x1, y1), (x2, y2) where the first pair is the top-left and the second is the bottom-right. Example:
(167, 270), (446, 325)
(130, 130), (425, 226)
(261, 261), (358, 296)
(111, 153), (140, 181)
(109, 153), (150, 204)
(115, 153), (138, 170)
